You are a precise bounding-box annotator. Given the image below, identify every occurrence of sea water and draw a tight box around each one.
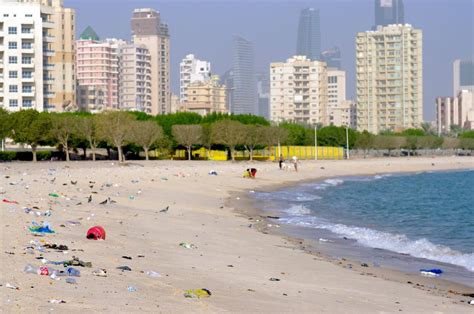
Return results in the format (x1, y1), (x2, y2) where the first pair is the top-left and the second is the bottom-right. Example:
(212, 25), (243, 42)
(255, 169), (474, 284)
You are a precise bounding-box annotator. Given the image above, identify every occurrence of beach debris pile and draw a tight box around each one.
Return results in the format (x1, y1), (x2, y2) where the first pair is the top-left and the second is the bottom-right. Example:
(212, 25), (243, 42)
(419, 268), (443, 277)
(184, 288), (212, 298)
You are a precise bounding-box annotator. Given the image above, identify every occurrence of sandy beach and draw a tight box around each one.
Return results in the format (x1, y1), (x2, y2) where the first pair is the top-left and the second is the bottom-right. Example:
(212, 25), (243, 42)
(1, 156), (473, 313)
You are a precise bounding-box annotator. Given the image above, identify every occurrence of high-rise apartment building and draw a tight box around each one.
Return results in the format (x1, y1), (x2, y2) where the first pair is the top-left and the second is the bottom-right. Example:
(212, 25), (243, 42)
(453, 59), (474, 95)
(374, 0), (404, 29)
(270, 55), (328, 125)
(75, 27), (123, 112)
(326, 68), (348, 126)
(0, 0), (75, 112)
(320, 46), (341, 69)
(181, 75), (227, 115)
(256, 72), (270, 120)
(296, 8), (321, 61)
(119, 43), (152, 112)
(179, 54), (211, 102)
(131, 8), (170, 115)
(232, 35), (257, 114)
(331, 100), (357, 129)
(356, 24), (423, 133)
(436, 90), (474, 134)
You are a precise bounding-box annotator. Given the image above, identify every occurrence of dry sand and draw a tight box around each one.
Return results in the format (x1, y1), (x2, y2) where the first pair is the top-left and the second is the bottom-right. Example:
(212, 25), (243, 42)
(1, 156), (473, 313)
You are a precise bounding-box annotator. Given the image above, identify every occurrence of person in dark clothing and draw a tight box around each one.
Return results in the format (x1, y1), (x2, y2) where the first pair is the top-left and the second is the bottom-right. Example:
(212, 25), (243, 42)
(279, 154), (284, 170)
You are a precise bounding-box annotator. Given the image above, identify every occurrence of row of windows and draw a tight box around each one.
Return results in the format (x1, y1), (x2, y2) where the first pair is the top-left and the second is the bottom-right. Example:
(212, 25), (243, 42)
(3, 14), (34, 18)
(8, 56), (32, 64)
(6, 26), (32, 34)
(7, 70), (33, 78)
(7, 42), (33, 49)
(7, 85), (33, 93)
(8, 99), (33, 107)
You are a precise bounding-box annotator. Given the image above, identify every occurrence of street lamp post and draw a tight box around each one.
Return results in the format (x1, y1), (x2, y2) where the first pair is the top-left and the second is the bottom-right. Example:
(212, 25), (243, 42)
(345, 125), (350, 160)
(315, 125), (318, 161)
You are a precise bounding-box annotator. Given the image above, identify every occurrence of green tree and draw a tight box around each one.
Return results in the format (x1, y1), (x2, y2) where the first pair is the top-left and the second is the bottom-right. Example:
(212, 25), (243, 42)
(421, 122), (436, 136)
(243, 124), (265, 161)
(96, 111), (135, 162)
(374, 135), (406, 156)
(449, 125), (463, 138)
(0, 108), (11, 151)
(9, 110), (51, 162)
(355, 130), (375, 158)
(459, 138), (474, 151)
(129, 120), (164, 160)
(201, 123), (213, 159)
(402, 128), (425, 137)
(49, 114), (79, 162)
(262, 126), (288, 158)
(317, 125), (356, 147)
(211, 120), (246, 161)
(418, 136), (444, 150)
(171, 124), (203, 160)
(76, 115), (100, 161)
(460, 130), (474, 139)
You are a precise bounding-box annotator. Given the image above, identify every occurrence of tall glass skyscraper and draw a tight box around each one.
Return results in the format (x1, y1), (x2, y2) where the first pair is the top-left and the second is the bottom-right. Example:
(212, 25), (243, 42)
(296, 8), (321, 61)
(374, 0), (404, 28)
(232, 35), (257, 115)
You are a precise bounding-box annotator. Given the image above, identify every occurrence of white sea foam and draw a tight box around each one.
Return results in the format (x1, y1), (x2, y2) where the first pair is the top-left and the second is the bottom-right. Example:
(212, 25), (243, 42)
(282, 217), (474, 272)
(324, 179), (344, 186)
(285, 204), (311, 216)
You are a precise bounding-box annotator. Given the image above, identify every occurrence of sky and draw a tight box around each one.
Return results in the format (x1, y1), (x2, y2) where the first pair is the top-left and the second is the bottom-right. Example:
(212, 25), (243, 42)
(65, 0), (474, 121)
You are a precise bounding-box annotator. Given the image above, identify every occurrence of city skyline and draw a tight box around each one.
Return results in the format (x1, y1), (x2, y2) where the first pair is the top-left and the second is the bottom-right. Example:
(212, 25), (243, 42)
(65, 0), (473, 121)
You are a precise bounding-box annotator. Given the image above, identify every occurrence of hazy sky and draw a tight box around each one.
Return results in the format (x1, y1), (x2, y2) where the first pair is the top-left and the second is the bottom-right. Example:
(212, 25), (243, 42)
(66, 0), (473, 121)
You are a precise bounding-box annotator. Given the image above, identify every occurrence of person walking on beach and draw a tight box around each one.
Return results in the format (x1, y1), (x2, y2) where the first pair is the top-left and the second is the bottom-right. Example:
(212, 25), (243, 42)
(292, 156), (298, 172)
(279, 154), (284, 170)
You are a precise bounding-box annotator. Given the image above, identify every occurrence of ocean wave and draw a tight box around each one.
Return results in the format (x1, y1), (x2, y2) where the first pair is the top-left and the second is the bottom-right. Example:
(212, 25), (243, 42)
(285, 204), (311, 216)
(255, 191), (320, 202)
(324, 179), (344, 186)
(282, 217), (474, 272)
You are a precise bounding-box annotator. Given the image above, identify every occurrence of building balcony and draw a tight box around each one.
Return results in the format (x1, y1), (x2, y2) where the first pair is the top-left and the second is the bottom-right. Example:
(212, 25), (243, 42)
(44, 91), (55, 98)
(0, 88), (4, 95)
(22, 76), (34, 82)
(43, 35), (55, 42)
(21, 63), (34, 68)
(21, 32), (34, 39)
(43, 63), (54, 70)
(43, 49), (55, 57)
(43, 77), (54, 81)
(22, 90), (35, 97)
(42, 20), (54, 28)
(22, 47), (34, 54)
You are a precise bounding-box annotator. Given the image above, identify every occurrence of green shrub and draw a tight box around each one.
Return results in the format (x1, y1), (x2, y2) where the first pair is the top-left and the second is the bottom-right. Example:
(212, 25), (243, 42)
(0, 151), (16, 161)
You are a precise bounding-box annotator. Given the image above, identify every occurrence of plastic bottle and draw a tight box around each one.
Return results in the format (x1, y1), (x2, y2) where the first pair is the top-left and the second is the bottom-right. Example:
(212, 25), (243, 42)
(65, 278), (77, 284)
(67, 267), (81, 277)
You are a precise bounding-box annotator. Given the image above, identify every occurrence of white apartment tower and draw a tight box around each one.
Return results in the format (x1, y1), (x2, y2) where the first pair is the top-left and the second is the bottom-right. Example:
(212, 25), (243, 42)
(179, 54), (211, 102)
(0, 0), (75, 112)
(119, 43), (152, 112)
(356, 24), (423, 133)
(270, 55), (328, 124)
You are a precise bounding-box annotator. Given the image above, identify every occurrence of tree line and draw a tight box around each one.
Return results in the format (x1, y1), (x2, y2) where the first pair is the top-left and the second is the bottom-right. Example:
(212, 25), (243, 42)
(0, 109), (473, 162)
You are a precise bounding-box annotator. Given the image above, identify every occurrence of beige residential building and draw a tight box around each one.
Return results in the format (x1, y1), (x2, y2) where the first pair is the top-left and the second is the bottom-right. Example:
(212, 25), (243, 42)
(0, 0), (75, 112)
(436, 90), (474, 134)
(181, 76), (227, 115)
(330, 100), (357, 129)
(131, 8), (170, 115)
(169, 93), (180, 113)
(270, 55), (328, 124)
(327, 68), (350, 127)
(356, 24), (423, 134)
(119, 43), (152, 112)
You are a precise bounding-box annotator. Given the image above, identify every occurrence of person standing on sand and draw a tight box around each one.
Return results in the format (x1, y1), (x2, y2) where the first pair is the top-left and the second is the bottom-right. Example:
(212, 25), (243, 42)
(292, 156), (298, 172)
(279, 154), (284, 170)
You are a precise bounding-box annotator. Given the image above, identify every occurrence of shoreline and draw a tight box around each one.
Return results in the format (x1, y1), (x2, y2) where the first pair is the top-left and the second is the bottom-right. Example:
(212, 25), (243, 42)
(229, 169), (474, 301)
(2, 157), (474, 312)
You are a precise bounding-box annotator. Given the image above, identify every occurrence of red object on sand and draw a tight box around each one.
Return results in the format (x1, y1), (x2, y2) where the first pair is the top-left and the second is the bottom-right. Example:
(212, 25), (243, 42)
(3, 198), (19, 205)
(86, 226), (106, 240)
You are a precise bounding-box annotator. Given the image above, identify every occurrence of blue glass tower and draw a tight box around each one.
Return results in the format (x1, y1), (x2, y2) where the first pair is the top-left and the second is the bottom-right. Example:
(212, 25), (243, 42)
(296, 8), (321, 61)
(232, 35), (257, 115)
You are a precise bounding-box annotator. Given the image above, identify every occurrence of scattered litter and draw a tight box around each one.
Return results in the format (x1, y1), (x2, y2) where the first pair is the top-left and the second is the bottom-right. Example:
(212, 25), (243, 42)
(159, 206), (169, 213)
(122, 256), (132, 260)
(361, 263), (369, 267)
(63, 257), (92, 268)
(469, 300), (474, 305)
(269, 277), (280, 281)
(127, 286), (138, 292)
(44, 244), (69, 251)
(49, 299), (66, 304)
(179, 242), (197, 249)
(67, 267), (81, 277)
(318, 238), (334, 243)
(128, 195), (135, 200)
(5, 283), (19, 290)
(29, 222), (55, 234)
(65, 278), (77, 285)
(24, 264), (50, 275)
(86, 226), (106, 240)
(99, 199), (108, 205)
(266, 216), (280, 219)
(146, 271), (161, 278)
(2, 198), (19, 204)
(184, 288), (211, 298)
(117, 266), (132, 272)
(92, 269), (107, 277)
(67, 220), (81, 226)
(208, 170), (218, 176)
(48, 193), (59, 198)
(160, 177), (168, 181)
(420, 268), (443, 277)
